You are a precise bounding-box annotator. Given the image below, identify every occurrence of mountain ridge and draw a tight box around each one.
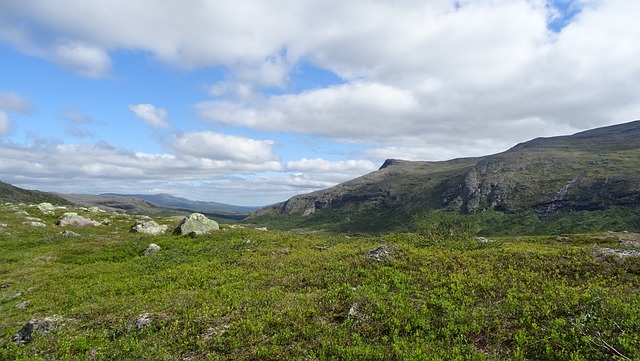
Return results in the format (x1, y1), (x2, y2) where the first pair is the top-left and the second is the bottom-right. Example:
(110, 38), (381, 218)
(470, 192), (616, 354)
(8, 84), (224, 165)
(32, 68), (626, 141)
(250, 120), (640, 233)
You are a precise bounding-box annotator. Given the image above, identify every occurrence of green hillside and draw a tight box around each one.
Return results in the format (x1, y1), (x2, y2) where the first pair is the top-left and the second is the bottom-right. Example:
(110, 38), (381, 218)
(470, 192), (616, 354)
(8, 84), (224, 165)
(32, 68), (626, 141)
(250, 121), (640, 234)
(1, 202), (640, 360)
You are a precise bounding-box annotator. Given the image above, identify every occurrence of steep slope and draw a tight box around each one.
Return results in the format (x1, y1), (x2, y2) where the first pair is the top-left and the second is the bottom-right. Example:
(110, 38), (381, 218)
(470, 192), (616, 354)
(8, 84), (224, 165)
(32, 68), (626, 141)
(250, 120), (640, 233)
(0, 181), (72, 205)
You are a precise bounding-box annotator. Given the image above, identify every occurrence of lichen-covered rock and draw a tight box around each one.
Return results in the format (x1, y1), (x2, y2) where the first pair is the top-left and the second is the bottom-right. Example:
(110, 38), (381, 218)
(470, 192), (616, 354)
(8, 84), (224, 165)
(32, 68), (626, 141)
(143, 243), (161, 255)
(37, 202), (57, 214)
(175, 213), (219, 236)
(56, 212), (101, 227)
(130, 220), (168, 235)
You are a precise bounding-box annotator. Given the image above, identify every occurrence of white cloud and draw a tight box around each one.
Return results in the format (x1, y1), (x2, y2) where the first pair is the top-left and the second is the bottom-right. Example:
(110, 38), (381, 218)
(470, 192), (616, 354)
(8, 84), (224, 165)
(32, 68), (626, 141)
(171, 131), (279, 164)
(286, 158), (376, 174)
(0, 112), (10, 135)
(196, 82), (421, 140)
(1, 0), (640, 204)
(0, 91), (32, 113)
(128, 103), (169, 128)
(0, 141), (376, 205)
(53, 42), (112, 78)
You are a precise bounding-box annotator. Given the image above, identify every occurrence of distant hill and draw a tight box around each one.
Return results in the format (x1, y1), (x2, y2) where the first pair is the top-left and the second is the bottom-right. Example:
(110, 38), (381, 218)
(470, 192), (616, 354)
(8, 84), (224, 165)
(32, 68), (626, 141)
(60, 193), (253, 221)
(0, 181), (72, 206)
(101, 193), (259, 213)
(250, 120), (640, 234)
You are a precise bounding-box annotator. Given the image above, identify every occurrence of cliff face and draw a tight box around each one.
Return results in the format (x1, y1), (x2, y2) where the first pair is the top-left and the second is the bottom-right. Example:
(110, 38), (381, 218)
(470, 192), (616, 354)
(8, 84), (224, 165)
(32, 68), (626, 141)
(251, 120), (640, 232)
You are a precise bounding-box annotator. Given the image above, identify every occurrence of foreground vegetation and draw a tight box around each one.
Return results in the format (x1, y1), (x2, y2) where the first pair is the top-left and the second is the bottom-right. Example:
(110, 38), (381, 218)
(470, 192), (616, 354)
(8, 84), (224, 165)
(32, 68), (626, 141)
(1, 203), (640, 360)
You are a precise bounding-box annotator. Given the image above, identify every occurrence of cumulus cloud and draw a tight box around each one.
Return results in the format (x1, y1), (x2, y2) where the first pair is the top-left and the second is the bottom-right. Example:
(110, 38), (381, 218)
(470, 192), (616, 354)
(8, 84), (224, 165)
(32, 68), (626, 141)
(0, 140), (375, 205)
(196, 82), (422, 140)
(128, 103), (169, 128)
(171, 131), (279, 164)
(1, 0), (640, 203)
(52, 42), (112, 78)
(286, 158), (376, 174)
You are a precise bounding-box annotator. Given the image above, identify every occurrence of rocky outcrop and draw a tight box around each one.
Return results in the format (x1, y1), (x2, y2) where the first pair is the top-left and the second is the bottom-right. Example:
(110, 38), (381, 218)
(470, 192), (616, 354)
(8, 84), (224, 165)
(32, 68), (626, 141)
(174, 213), (219, 236)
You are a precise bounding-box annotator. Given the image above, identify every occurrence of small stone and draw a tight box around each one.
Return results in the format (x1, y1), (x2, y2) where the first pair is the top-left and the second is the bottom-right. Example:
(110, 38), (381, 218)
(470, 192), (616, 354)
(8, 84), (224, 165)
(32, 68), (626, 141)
(135, 313), (153, 330)
(13, 321), (34, 344)
(16, 300), (30, 309)
(143, 243), (161, 255)
(60, 230), (80, 237)
(365, 244), (395, 262)
(23, 221), (46, 227)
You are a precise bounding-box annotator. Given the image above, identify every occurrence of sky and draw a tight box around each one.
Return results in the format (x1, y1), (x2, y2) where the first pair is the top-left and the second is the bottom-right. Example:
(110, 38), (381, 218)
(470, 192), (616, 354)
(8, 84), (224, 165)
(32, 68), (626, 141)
(0, 0), (639, 206)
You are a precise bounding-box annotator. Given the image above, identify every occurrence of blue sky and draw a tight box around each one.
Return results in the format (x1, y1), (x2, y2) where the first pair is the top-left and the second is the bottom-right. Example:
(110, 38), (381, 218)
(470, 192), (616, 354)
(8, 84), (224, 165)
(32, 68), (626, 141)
(1, 0), (639, 206)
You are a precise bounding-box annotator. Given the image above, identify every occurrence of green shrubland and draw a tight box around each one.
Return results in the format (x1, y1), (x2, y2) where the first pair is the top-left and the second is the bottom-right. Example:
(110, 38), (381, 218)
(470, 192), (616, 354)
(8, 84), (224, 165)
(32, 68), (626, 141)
(1, 203), (640, 360)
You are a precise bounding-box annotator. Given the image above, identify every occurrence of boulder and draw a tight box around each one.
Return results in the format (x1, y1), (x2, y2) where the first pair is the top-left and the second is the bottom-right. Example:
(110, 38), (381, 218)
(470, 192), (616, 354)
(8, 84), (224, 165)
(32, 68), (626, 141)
(37, 202), (56, 214)
(56, 212), (101, 227)
(175, 213), (219, 236)
(143, 243), (161, 255)
(130, 220), (168, 235)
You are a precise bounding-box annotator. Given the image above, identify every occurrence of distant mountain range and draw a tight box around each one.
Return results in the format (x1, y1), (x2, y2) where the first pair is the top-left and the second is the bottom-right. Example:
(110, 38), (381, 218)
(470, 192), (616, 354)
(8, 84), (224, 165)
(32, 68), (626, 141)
(100, 193), (259, 213)
(0, 184), (256, 221)
(250, 120), (640, 234)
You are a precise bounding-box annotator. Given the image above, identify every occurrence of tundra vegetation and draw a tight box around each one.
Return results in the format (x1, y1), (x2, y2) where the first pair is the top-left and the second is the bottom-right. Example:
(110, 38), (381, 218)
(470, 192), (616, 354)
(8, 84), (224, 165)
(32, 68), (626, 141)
(1, 202), (640, 360)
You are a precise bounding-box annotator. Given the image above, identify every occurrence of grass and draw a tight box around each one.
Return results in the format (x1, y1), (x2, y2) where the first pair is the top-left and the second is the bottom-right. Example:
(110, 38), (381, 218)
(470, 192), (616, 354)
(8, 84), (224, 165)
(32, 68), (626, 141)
(1, 203), (640, 360)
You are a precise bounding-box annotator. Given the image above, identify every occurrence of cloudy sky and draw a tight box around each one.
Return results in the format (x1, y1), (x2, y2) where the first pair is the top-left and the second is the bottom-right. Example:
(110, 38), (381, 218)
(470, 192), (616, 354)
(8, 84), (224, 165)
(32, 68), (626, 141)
(1, 0), (639, 206)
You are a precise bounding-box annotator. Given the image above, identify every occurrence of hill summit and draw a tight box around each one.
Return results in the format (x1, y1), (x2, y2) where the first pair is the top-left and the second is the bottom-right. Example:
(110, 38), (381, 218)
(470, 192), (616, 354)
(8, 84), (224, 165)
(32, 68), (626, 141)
(251, 120), (640, 234)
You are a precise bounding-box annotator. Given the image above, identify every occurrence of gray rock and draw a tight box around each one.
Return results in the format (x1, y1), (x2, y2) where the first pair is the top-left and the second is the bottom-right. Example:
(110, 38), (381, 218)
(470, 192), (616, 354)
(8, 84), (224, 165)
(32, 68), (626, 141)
(22, 221), (46, 227)
(135, 313), (153, 330)
(12, 315), (65, 345)
(87, 206), (103, 213)
(175, 213), (219, 236)
(131, 220), (168, 235)
(594, 248), (640, 258)
(60, 230), (80, 237)
(143, 243), (161, 255)
(364, 244), (396, 262)
(25, 216), (43, 222)
(476, 237), (493, 243)
(619, 240), (640, 248)
(56, 212), (101, 227)
(16, 300), (30, 309)
(37, 202), (56, 214)
(12, 321), (34, 344)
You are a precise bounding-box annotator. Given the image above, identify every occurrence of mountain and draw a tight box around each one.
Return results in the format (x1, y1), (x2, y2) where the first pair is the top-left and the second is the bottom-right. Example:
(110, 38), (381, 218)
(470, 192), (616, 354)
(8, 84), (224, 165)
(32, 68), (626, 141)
(250, 120), (640, 234)
(59, 193), (253, 221)
(0, 181), (72, 205)
(100, 193), (259, 213)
